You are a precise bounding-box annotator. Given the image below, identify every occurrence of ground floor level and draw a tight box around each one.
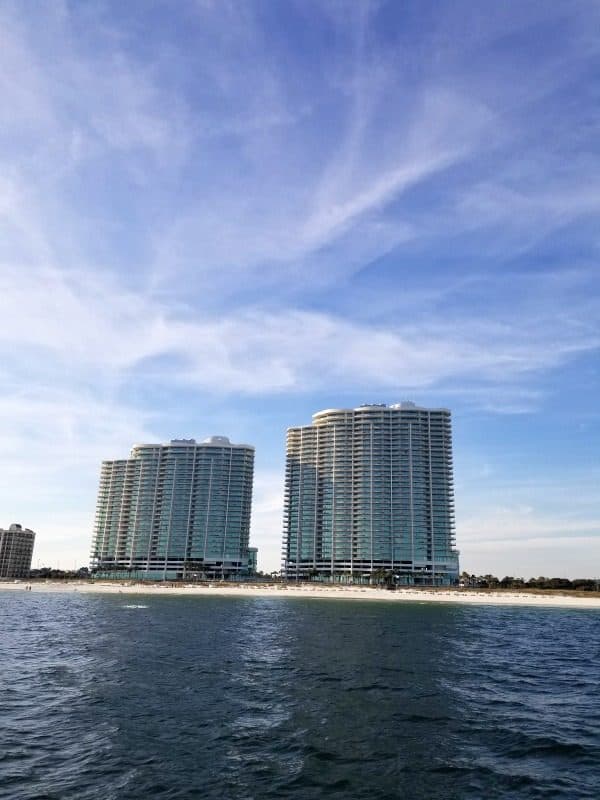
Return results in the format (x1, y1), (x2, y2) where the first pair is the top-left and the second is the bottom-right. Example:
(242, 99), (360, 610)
(92, 557), (252, 581)
(282, 559), (459, 586)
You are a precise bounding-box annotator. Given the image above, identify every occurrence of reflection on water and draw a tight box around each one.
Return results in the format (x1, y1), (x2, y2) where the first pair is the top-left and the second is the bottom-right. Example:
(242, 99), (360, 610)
(0, 592), (599, 799)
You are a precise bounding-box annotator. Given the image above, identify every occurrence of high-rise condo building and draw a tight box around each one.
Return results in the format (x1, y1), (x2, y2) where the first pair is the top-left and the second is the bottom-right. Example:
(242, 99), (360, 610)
(0, 524), (36, 579)
(91, 437), (255, 579)
(282, 403), (458, 585)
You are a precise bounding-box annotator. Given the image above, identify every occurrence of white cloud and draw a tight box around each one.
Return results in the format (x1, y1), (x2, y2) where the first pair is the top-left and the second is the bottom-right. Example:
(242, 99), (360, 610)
(0, 3), (191, 159)
(1, 264), (598, 397)
(250, 469), (285, 573)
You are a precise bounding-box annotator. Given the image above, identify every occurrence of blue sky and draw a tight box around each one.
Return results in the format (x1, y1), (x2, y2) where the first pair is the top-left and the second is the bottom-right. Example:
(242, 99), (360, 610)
(1, 0), (599, 577)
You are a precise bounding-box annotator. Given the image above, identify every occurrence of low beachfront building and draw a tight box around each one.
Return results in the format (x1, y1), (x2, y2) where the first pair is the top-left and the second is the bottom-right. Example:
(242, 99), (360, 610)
(0, 524), (36, 579)
(90, 437), (255, 580)
(247, 547), (258, 574)
(282, 403), (459, 585)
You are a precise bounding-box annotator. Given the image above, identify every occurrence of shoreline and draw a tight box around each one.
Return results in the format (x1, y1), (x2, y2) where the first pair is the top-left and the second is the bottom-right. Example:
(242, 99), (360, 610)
(2, 581), (600, 608)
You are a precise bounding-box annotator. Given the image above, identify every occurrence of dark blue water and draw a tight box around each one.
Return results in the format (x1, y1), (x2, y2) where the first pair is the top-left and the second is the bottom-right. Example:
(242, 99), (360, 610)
(1, 592), (599, 799)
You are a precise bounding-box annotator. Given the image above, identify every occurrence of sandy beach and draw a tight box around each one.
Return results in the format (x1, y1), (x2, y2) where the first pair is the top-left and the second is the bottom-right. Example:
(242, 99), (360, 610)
(1, 580), (599, 608)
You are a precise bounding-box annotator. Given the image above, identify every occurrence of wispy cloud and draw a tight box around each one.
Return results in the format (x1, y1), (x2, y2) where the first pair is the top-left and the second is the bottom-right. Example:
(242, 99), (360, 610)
(1, 264), (598, 397)
(0, 2), (192, 165)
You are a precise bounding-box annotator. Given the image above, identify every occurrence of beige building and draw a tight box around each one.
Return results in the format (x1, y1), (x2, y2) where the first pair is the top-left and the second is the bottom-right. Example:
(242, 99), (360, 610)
(0, 524), (36, 578)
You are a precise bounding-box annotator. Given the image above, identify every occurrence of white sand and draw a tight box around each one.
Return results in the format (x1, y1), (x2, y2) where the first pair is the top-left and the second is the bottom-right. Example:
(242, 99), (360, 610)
(1, 581), (599, 608)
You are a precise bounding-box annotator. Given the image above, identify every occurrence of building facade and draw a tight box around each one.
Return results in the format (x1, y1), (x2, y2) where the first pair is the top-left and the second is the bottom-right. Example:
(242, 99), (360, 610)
(0, 524), (36, 578)
(282, 403), (459, 585)
(91, 437), (255, 579)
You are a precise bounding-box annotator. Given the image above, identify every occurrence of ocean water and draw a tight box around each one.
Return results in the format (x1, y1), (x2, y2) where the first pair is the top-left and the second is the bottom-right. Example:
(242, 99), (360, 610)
(0, 592), (599, 800)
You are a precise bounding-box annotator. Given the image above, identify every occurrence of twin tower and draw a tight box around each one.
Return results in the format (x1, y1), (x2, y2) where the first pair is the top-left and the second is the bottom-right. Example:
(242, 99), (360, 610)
(91, 403), (459, 585)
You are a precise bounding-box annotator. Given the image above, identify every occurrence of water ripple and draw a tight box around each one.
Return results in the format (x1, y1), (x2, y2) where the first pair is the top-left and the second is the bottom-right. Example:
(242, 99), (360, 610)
(0, 592), (599, 799)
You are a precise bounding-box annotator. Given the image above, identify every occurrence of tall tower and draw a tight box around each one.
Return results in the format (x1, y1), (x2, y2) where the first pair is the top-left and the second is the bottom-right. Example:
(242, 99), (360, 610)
(91, 437), (255, 579)
(282, 403), (458, 585)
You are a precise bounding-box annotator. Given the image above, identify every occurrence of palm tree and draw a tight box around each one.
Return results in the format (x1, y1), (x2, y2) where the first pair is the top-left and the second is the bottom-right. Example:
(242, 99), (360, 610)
(371, 568), (387, 586)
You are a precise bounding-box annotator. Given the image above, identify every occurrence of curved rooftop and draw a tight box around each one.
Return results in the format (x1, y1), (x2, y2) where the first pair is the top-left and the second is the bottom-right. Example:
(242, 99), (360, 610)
(311, 402), (449, 422)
